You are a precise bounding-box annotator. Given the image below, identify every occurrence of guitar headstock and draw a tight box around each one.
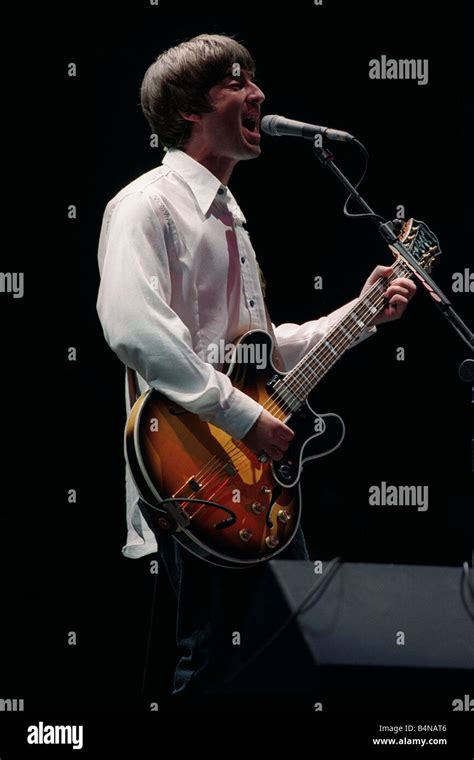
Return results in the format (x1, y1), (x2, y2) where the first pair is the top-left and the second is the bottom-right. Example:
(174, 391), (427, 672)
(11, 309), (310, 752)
(389, 218), (442, 273)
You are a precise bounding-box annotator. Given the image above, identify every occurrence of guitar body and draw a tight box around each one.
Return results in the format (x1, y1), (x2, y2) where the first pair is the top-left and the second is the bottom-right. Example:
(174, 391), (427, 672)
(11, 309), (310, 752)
(125, 330), (343, 569)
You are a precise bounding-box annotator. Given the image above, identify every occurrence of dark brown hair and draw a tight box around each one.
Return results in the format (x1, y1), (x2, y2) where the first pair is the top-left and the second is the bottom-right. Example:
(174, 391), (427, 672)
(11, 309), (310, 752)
(140, 33), (256, 148)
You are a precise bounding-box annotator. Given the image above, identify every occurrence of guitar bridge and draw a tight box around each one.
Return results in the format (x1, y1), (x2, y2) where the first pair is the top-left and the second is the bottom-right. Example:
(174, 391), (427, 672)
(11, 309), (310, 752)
(187, 477), (202, 492)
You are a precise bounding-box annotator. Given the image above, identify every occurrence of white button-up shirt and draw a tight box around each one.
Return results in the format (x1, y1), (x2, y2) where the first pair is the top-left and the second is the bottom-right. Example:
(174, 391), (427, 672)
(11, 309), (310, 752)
(97, 148), (374, 558)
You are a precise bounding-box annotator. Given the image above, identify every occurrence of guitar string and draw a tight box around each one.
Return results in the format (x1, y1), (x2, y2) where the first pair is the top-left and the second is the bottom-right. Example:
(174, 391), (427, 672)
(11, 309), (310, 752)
(183, 291), (388, 510)
(174, 260), (413, 513)
(269, 258), (412, 406)
(179, 261), (412, 506)
(172, 260), (414, 511)
(177, 278), (413, 525)
(189, 262), (411, 487)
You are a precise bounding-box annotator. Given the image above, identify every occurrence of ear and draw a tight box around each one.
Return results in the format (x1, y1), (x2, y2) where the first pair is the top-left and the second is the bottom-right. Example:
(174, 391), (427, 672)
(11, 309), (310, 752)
(178, 111), (202, 124)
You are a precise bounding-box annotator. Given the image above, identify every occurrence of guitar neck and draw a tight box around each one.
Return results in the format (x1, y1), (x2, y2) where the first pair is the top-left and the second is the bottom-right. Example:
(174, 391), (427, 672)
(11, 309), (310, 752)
(274, 257), (414, 411)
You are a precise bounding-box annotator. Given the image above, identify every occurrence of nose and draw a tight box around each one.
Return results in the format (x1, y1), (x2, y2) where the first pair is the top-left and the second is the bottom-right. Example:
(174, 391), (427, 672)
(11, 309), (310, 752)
(248, 81), (265, 105)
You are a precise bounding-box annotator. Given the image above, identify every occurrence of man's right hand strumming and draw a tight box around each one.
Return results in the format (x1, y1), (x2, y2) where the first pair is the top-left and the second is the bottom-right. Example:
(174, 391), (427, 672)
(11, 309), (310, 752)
(242, 408), (294, 461)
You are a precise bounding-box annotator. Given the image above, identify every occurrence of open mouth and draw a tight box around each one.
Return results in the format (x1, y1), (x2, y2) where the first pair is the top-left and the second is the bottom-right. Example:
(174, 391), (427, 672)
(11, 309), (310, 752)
(242, 116), (259, 133)
(241, 115), (261, 144)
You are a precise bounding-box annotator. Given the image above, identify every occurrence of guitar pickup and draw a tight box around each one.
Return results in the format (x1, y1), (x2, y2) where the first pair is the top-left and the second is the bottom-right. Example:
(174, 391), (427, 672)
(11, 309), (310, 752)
(187, 478), (202, 492)
(266, 374), (281, 390)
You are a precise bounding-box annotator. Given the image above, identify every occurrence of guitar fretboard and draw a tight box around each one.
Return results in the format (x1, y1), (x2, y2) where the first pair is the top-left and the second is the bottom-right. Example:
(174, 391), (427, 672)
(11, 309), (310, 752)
(273, 258), (413, 412)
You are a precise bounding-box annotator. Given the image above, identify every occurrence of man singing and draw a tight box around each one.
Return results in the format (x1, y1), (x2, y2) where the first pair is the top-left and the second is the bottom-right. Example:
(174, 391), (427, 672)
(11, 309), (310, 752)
(97, 33), (415, 696)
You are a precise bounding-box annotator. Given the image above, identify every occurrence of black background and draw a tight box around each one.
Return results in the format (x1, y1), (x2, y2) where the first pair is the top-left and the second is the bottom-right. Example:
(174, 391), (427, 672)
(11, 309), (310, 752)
(2, 0), (472, 725)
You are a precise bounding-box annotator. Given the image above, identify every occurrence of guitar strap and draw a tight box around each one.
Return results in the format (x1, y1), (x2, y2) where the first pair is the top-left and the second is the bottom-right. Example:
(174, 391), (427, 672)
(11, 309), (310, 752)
(258, 261), (286, 372)
(127, 365), (140, 409)
(262, 301), (286, 373)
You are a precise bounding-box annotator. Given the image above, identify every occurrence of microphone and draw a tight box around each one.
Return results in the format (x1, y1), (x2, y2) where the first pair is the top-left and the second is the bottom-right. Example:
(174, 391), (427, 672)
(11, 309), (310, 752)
(261, 114), (355, 143)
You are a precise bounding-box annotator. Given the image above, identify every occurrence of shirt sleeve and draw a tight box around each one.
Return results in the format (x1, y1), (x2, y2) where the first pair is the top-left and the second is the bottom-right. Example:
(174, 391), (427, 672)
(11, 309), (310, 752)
(97, 191), (263, 440)
(273, 299), (377, 371)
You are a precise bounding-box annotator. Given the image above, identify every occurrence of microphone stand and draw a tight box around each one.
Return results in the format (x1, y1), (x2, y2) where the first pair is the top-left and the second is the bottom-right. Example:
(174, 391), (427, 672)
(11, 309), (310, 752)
(312, 141), (474, 352)
(312, 139), (473, 565)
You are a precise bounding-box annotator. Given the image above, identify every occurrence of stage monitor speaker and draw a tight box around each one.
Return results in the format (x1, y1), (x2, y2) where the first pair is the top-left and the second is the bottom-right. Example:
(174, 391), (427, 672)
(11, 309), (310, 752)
(214, 561), (474, 709)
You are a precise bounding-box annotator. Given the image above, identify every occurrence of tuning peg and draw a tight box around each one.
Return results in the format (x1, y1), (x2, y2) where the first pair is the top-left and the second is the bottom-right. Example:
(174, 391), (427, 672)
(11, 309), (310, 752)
(391, 219), (404, 235)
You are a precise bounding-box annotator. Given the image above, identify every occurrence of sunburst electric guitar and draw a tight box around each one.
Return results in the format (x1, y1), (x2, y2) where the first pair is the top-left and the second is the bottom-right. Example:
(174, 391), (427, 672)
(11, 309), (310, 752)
(125, 219), (440, 568)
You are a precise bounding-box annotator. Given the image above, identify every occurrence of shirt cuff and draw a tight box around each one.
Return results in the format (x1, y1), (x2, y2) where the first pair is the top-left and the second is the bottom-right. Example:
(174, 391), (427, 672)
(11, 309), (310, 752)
(207, 387), (263, 441)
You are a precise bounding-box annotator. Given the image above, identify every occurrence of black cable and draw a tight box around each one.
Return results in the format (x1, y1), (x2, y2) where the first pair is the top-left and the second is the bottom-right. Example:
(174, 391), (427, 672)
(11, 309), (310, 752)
(460, 561), (474, 621)
(140, 492), (342, 695)
(342, 139), (386, 223)
(140, 495), (239, 695)
(216, 555), (343, 690)
(150, 496), (237, 529)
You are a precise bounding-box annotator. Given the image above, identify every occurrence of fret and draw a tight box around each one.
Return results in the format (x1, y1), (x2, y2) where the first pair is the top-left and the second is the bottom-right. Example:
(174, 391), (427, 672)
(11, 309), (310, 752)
(339, 325), (353, 341)
(277, 261), (416, 406)
(350, 313), (366, 329)
(312, 357), (326, 371)
(324, 340), (337, 357)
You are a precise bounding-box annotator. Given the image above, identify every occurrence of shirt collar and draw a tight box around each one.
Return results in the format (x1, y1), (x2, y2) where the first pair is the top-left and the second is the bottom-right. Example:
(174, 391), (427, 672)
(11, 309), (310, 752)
(162, 148), (246, 224)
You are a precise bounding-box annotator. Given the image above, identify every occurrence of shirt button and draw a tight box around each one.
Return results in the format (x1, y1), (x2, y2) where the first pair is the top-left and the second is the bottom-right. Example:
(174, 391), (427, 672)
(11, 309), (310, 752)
(218, 188), (224, 195)
(249, 299), (255, 307)
(241, 256), (246, 264)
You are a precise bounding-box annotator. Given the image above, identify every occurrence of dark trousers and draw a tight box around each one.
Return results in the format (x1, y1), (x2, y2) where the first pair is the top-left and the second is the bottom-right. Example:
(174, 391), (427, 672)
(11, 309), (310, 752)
(144, 499), (309, 695)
